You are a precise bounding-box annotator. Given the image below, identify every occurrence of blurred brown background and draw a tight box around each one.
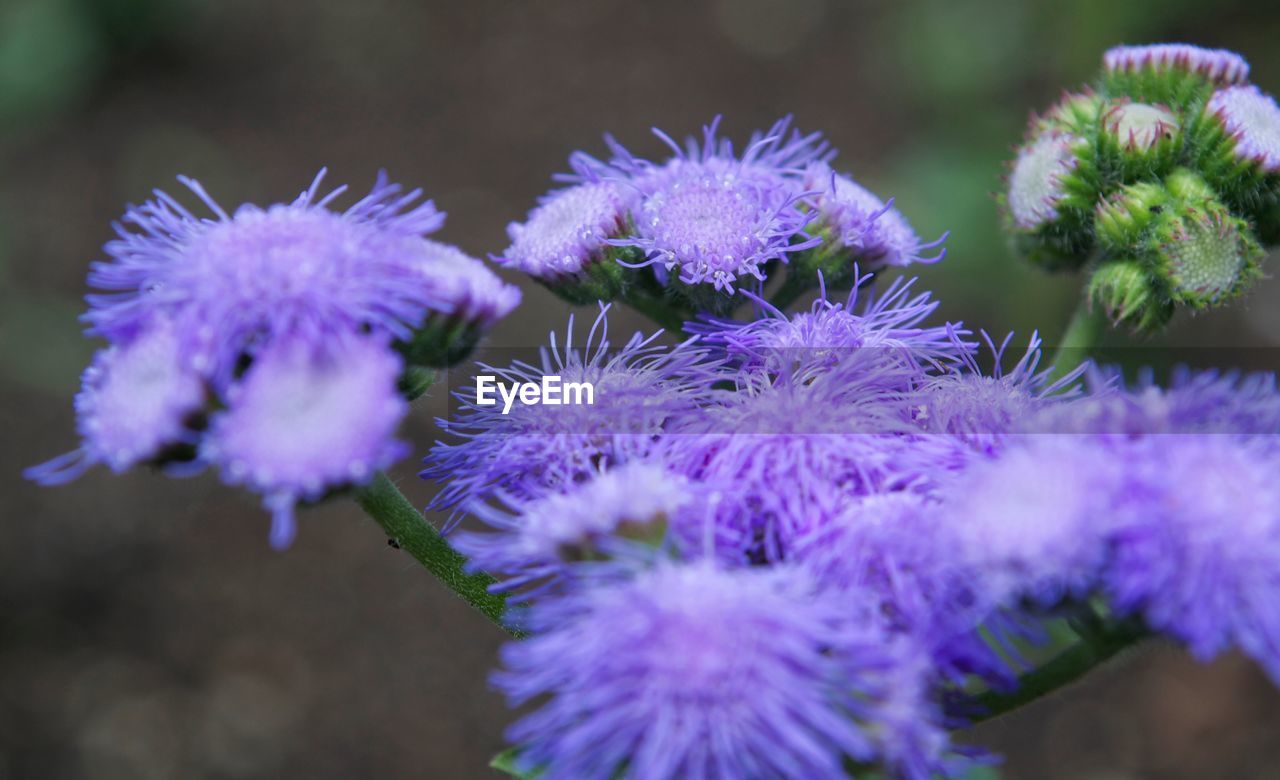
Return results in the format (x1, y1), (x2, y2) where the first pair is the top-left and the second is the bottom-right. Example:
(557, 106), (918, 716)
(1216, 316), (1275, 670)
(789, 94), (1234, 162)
(5, 1), (1280, 777)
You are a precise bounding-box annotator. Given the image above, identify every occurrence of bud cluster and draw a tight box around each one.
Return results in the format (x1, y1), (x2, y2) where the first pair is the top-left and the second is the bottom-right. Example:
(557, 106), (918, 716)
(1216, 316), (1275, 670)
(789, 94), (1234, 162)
(1003, 44), (1277, 332)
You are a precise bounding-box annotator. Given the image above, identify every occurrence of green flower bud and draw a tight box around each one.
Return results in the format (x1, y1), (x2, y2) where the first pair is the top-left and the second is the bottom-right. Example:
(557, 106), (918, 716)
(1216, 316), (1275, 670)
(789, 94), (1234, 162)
(1150, 202), (1261, 307)
(1099, 100), (1180, 178)
(1094, 180), (1169, 250)
(1087, 258), (1174, 333)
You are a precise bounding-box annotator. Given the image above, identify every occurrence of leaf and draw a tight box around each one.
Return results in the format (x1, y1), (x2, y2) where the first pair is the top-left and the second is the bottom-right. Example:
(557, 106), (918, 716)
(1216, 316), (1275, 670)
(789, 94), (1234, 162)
(489, 747), (540, 779)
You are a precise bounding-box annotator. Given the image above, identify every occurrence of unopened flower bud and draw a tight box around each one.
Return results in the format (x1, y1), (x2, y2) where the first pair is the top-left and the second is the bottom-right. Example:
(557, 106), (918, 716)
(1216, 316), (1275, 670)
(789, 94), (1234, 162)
(1087, 259), (1172, 333)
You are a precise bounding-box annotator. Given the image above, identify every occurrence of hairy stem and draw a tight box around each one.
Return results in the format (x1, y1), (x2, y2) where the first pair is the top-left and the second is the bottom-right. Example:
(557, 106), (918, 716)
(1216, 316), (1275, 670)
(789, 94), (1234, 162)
(1049, 300), (1108, 380)
(354, 471), (514, 632)
(968, 619), (1148, 723)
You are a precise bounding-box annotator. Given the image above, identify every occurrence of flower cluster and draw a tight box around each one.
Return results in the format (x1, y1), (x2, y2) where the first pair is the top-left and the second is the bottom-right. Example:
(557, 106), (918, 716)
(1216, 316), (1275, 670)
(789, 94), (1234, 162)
(1005, 43), (1278, 331)
(432, 274), (1280, 777)
(28, 171), (519, 547)
(415, 274), (1018, 777)
(497, 117), (944, 317)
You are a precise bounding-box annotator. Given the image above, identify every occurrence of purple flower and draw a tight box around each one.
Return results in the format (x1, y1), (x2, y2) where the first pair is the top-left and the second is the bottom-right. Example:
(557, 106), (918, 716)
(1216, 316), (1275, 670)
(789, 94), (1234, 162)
(1105, 435), (1280, 682)
(86, 170), (515, 385)
(25, 318), (205, 485)
(202, 335), (409, 549)
(451, 462), (708, 600)
(498, 178), (633, 281)
(31, 170), (518, 546)
(803, 162), (947, 268)
(690, 272), (962, 378)
(1103, 43), (1250, 86)
(1006, 131), (1082, 230)
(607, 117), (824, 292)
(414, 239), (522, 327)
(1207, 85), (1280, 173)
(423, 305), (720, 524)
(495, 561), (950, 780)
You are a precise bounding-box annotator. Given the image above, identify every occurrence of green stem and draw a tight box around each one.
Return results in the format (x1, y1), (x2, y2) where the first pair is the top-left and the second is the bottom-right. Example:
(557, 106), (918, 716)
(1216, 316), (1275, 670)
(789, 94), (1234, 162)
(624, 290), (688, 333)
(968, 620), (1147, 723)
(768, 273), (810, 312)
(1048, 300), (1108, 381)
(354, 471), (515, 633)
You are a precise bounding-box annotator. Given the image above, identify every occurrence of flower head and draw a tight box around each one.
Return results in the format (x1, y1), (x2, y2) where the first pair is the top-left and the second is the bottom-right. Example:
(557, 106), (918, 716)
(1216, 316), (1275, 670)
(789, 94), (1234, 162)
(803, 162), (947, 268)
(1103, 44), (1250, 86)
(423, 306), (720, 524)
(1105, 435), (1280, 681)
(940, 436), (1121, 605)
(498, 179), (632, 281)
(1207, 85), (1280, 173)
(1007, 131), (1081, 230)
(496, 561), (949, 780)
(607, 118), (823, 292)
(415, 239), (522, 326)
(202, 335), (409, 548)
(85, 170), (515, 384)
(26, 318), (205, 485)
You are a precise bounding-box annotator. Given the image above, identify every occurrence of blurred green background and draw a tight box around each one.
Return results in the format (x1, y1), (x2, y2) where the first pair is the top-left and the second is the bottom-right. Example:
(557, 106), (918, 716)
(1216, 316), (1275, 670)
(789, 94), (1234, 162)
(5, 1), (1280, 777)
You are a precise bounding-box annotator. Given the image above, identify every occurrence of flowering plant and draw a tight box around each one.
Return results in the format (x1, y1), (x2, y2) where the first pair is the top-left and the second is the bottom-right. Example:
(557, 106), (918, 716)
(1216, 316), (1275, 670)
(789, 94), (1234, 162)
(28, 43), (1280, 779)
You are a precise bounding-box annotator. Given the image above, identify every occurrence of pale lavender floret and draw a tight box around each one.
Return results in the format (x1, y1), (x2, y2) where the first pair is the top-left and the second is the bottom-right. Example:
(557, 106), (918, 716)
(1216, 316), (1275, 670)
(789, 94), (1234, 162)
(803, 162), (947, 268)
(451, 462), (705, 600)
(1106, 435), (1280, 682)
(1208, 85), (1280, 173)
(414, 239), (522, 325)
(423, 305), (721, 526)
(940, 435), (1122, 606)
(203, 335), (409, 549)
(25, 318), (205, 485)
(690, 271), (964, 378)
(1104, 43), (1250, 86)
(495, 561), (950, 780)
(607, 117), (825, 292)
(498, 180), (632, 280)
(84, 170), (507, 386)
(1006, 132), (1080, 230)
